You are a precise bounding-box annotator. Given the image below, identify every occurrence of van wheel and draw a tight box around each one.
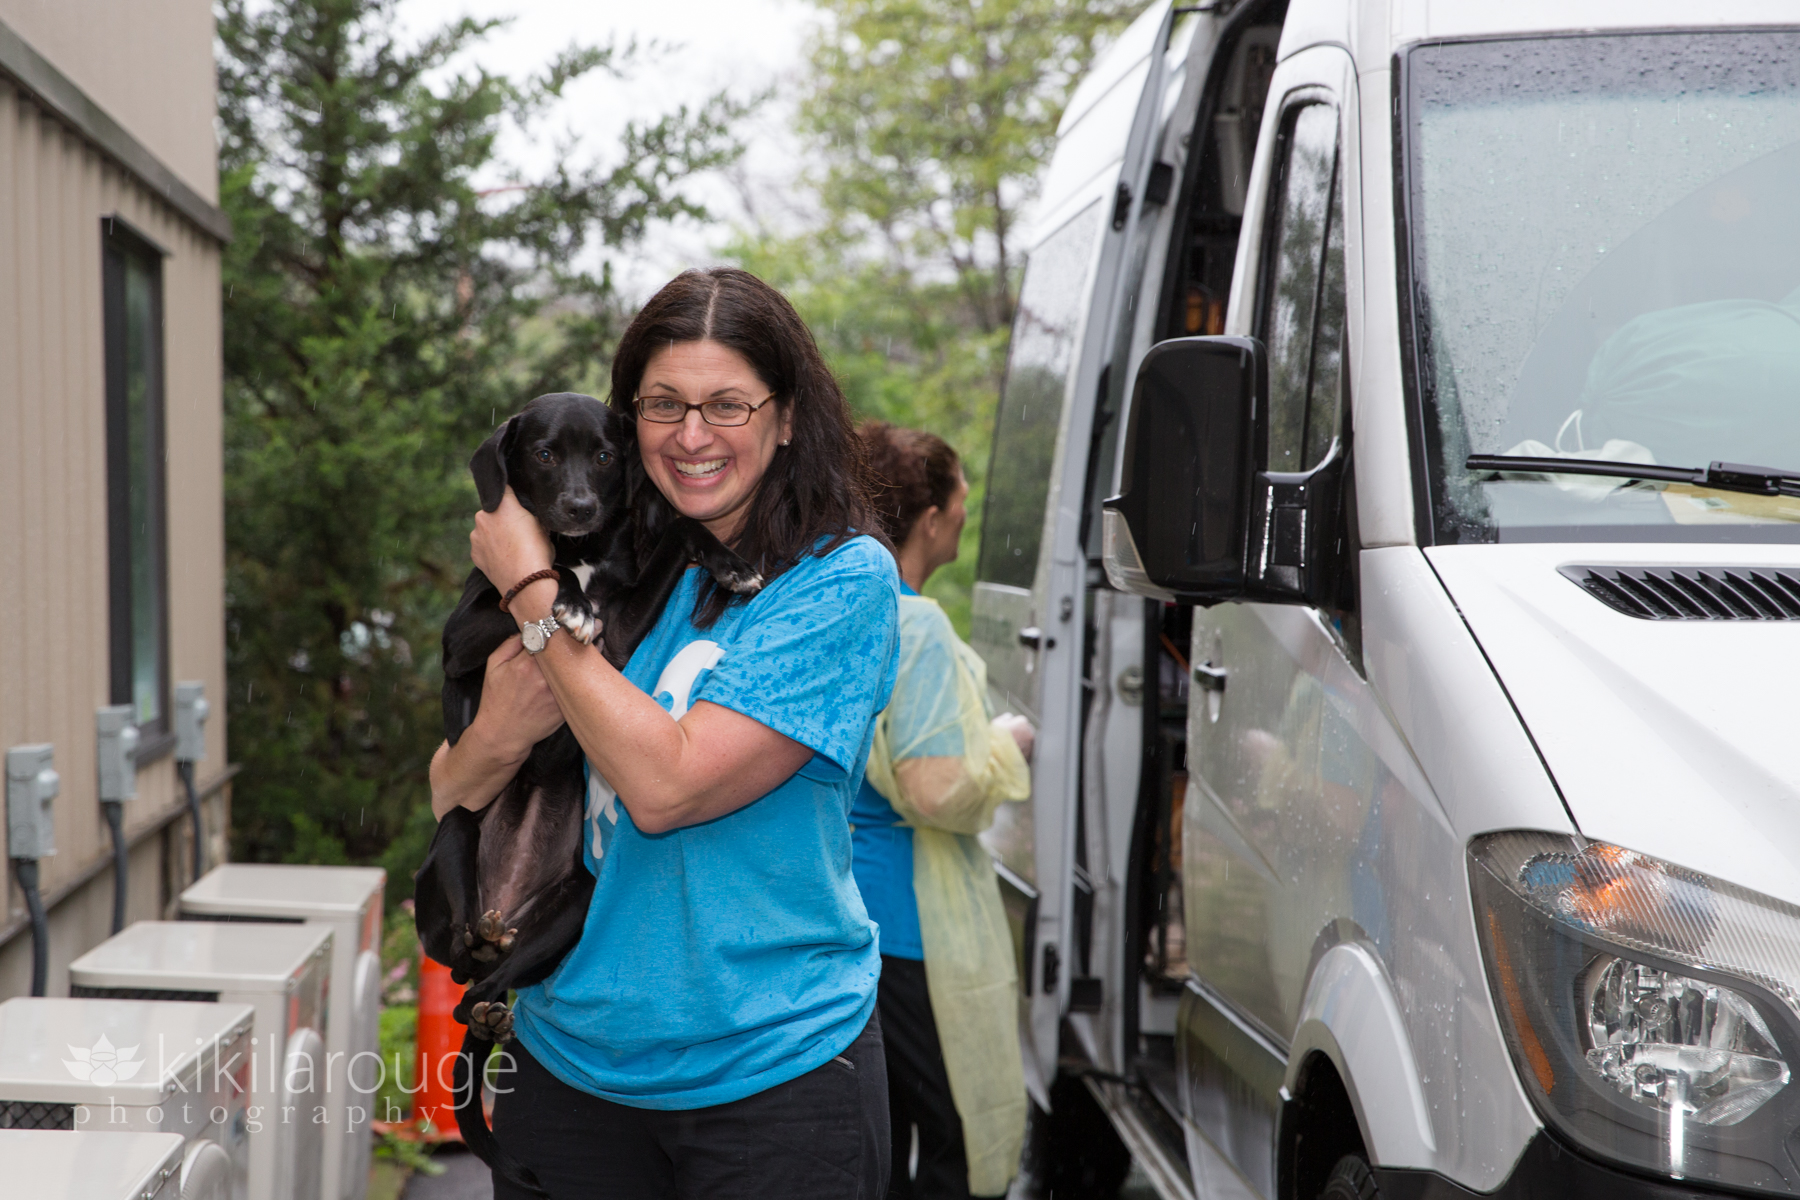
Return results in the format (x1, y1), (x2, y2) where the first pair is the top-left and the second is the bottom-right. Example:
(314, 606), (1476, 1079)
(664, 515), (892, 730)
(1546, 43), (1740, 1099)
(1317, 1154), (1379, 1200)
(1021, 1074), (1133, 1198)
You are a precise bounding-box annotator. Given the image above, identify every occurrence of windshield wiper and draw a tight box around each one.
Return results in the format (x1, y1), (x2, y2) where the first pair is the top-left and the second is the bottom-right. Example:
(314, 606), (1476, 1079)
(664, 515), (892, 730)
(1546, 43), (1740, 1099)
(1465, 455), (1800, 499)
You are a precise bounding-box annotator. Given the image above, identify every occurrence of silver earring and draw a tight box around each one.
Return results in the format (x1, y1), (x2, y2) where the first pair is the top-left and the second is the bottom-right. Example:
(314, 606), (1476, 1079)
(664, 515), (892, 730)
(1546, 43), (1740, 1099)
(780, 439), (790, 446)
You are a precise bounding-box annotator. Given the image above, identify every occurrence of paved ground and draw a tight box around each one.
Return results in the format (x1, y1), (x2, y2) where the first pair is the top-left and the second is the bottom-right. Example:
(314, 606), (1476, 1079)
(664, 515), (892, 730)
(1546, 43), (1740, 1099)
(401, 1148), (1164, 1199)
(402, 1148), (492, 1200)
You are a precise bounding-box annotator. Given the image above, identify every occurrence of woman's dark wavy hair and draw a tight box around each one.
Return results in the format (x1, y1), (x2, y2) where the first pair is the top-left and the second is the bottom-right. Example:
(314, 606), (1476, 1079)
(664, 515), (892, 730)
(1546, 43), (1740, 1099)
(611, 267), (882, 627)
(857, 420), (962, 546)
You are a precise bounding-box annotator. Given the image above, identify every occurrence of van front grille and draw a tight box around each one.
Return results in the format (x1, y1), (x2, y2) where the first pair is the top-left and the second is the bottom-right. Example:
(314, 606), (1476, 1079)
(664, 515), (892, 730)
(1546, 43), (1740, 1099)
(0, 1100), (74, 1130)
(1561, 565), (1800, 620)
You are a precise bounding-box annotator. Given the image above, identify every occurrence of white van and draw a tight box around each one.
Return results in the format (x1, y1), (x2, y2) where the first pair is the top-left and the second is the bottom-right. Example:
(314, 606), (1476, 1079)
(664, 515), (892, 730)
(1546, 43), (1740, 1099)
(972, 2), (1800, 1198)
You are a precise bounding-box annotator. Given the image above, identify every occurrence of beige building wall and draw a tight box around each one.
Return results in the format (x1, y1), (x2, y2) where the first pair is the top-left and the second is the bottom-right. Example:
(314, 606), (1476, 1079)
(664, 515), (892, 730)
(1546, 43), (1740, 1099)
(0, 0), (216, 201)
(0, 12), (228, 997)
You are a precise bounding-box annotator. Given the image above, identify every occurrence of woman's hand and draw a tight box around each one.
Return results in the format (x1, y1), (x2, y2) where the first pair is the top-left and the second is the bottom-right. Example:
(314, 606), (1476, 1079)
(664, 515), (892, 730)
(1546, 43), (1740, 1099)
(994, 712), (1035, 762)
(479, 637), (565, 755)
(429, 637), (565, 818)
(470, 488), (553, 595)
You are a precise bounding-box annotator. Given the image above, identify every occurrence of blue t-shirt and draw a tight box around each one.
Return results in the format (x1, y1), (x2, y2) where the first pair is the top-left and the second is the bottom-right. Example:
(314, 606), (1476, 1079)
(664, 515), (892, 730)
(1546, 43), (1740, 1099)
(849, 583), (924, 960)
(512, 535), (900, 1110)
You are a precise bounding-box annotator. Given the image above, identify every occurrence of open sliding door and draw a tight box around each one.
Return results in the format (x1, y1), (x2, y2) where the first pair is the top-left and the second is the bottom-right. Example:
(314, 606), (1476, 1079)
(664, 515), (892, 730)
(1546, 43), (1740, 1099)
(972, 0), (1177, 1089)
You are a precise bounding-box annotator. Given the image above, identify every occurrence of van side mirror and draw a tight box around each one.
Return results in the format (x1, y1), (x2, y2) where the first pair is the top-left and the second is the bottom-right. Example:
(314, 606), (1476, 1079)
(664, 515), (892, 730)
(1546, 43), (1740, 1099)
(1103, 335), (1350, 609)
(1102, 337), (1260, 604)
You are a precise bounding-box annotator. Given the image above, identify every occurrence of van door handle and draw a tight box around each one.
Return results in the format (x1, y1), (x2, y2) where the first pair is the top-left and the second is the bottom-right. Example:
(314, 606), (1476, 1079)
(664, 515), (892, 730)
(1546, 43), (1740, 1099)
(1193, 663), (1228, 693)
(1019, 627), (1056, 651)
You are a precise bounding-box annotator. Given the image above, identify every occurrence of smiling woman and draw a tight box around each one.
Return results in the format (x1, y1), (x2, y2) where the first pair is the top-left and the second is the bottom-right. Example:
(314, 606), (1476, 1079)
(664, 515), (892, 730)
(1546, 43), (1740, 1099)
(429, 267), (902, 1200)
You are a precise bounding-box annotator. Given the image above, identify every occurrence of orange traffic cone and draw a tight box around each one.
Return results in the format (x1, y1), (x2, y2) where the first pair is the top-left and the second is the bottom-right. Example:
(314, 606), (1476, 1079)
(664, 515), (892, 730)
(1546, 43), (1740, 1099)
(415, 954), (470, 1140)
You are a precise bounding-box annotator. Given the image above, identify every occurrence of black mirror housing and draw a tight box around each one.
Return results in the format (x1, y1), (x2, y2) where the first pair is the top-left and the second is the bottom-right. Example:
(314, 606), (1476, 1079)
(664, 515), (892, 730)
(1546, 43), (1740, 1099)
(1102, 336), (1261, 605)
(1104, 334), (1352, 610)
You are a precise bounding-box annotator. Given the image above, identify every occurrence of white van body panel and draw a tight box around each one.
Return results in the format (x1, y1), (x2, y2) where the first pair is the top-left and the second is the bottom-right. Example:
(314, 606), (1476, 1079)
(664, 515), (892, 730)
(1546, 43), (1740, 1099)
(1428, 543), (1800, 907)
(1036, 57), (1150, 243)
(1347, 64), (1416, 549)
(1288, 942), (1434, 1165)
(1359, 548), (1573, 839)
(1277, 0), (1352, 62)
(1396, 0), (1799, 44)
(1187, 546), (1553, 1191)
(1182, 37), (1542, 1194)
(1059, 1), (1173, 137)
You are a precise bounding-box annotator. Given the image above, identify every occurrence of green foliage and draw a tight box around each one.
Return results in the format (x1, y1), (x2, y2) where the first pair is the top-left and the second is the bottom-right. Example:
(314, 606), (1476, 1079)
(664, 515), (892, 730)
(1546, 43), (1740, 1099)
(218, 0), (742, 869)
(731, 0), (1141, 633)
(800, 0), (1142, 334)
(373, 1003), (418, 1122)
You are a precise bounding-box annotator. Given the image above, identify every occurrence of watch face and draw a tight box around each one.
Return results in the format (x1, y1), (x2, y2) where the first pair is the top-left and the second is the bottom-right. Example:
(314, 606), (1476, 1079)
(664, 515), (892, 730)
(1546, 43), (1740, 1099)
(522, 622), (547, 653)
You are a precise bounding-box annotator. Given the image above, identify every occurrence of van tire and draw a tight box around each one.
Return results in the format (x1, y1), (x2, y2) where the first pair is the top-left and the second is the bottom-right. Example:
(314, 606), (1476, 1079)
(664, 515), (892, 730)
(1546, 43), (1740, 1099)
(1317, 1154), (1380, 1200)
(1021, 1074), (1133, 1198)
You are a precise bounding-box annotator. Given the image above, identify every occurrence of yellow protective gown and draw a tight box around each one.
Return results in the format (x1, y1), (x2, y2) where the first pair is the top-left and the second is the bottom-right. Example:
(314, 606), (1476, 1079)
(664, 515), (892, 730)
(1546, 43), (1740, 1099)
(863, 594), (1032, 1196)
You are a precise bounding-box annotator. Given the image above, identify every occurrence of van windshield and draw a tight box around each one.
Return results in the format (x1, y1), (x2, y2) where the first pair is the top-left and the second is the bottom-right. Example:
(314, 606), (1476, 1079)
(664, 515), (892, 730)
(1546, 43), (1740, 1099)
(1403, 31), (1800, 543)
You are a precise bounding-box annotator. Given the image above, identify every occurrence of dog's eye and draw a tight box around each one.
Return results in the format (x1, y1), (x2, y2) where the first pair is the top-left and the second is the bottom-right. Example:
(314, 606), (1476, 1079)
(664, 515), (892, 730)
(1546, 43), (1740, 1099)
(595, 452), (612, 466)
(535, 449), (553, 464)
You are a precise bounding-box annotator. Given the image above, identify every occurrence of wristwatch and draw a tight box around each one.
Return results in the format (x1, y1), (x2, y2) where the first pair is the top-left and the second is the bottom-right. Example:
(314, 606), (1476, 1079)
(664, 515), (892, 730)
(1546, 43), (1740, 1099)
(520, 616), (559, 655)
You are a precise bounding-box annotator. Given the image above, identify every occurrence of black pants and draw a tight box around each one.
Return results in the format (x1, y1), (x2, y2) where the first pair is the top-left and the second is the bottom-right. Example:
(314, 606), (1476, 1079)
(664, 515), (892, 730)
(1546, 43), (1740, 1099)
(490, 1013), (890, 1199)
(878, 956), (1000, 1199)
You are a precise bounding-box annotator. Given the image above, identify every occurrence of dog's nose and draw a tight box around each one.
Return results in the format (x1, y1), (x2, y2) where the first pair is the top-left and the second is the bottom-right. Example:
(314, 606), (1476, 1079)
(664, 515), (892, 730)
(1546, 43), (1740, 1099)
(566, 498), (597, 523)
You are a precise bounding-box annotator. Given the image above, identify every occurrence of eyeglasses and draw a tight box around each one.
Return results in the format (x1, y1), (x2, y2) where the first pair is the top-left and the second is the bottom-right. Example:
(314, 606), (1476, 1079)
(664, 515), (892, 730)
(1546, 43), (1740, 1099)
(634, 394), (776, 427)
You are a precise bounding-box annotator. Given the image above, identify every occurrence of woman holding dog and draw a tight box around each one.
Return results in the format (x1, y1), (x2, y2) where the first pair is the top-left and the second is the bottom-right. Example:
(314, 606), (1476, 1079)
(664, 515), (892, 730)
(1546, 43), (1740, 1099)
(853, 422), (1034, 1199)
(431, 267), (900, 1199)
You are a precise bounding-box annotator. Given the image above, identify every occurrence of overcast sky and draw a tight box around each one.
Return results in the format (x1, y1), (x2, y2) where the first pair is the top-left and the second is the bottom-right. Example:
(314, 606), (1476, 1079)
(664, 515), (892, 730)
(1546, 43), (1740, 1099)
(398, 0), (821, 296)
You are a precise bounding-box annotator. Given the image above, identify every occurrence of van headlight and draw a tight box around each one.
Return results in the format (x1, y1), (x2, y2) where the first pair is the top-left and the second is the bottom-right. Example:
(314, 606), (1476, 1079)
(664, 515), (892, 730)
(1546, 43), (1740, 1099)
(1471, 832), (1800, 1193)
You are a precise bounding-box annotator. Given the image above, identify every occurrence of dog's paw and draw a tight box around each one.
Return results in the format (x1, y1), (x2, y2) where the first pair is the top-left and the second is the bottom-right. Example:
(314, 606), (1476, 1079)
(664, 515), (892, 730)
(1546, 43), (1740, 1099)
(721, 569), (764, 595)
(475, 909), (519, 956)
(552, 601), (603, 645)
(467, 1000), (514, 1043)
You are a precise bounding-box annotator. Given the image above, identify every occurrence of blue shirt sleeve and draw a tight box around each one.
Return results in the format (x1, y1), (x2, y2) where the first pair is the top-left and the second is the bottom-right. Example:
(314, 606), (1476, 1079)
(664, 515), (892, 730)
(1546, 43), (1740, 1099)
(695, 538), (900, 781)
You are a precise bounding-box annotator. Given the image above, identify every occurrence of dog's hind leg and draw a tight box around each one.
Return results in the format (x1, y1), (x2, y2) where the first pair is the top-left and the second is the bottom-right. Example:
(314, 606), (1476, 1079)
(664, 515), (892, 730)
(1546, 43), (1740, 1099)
(413, 805), (484, 984)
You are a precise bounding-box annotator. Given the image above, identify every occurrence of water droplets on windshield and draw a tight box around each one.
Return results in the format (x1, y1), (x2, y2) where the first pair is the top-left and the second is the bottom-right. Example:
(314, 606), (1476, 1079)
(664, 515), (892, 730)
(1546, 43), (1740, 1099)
(1405, 32), (1800, 543)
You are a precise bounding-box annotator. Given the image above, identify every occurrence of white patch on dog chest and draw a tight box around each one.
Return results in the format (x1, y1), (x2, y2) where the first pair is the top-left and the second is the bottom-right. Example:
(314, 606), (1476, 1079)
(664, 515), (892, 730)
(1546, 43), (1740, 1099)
(571, 562), (596, 590)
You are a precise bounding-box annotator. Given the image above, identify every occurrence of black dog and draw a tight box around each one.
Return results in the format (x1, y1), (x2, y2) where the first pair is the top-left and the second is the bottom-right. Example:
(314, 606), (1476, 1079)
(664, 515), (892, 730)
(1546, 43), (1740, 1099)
(412, 392), (760, 1191)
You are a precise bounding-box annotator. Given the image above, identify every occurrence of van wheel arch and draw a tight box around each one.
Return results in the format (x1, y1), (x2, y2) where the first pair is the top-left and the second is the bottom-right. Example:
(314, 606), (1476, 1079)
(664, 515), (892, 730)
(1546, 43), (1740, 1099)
(1279, 1051), (1370, 1200)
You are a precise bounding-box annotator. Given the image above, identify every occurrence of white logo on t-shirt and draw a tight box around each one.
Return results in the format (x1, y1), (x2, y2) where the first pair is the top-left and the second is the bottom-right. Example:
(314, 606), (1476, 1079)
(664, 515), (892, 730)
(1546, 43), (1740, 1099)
(654, 640), (725, 719)
(587, 640), (726, 860)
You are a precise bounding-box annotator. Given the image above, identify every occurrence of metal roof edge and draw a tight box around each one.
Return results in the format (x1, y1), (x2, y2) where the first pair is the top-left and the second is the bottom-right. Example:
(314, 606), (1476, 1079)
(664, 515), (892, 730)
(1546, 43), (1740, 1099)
(0, 15), (231, 244)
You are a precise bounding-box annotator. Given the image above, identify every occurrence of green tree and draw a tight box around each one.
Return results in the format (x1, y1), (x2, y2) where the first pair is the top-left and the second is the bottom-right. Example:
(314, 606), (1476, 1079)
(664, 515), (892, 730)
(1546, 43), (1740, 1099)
(735, 0), (1140, 632)
(217, 0), (742, 877)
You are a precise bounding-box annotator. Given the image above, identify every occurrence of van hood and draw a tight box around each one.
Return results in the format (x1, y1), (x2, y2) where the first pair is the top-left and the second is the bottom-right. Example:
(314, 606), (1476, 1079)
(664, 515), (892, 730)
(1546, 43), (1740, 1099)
(1426, 543), (1800, 908)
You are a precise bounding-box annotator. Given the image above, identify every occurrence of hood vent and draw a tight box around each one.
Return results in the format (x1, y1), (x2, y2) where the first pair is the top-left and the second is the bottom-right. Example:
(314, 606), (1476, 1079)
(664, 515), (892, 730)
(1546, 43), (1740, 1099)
(1561, 565), (1800, 620)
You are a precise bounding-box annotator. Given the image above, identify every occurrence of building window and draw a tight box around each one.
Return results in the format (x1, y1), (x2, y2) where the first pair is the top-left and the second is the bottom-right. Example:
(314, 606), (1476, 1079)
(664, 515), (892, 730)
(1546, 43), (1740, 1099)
(103, 219), (169, 742)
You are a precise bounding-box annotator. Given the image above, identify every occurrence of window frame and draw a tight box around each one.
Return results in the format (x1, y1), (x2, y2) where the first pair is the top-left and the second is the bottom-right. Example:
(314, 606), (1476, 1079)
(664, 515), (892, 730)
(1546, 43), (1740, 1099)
(1253, 92), (1346, 477)
(102, 216), (174, 757)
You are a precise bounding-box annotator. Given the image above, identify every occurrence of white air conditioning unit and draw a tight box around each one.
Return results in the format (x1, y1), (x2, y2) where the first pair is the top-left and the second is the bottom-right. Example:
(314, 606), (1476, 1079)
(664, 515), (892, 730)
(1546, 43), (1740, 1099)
(0, 1128), (234, 1200)
(0, 998), (252, 1200)
(69, 922), (333, 1200)
(179, 865), (385, 1200)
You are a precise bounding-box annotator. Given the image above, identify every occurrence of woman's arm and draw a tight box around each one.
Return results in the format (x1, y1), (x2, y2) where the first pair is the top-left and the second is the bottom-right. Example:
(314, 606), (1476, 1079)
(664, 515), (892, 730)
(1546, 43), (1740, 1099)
(429, 636), (566, 819)
(471, 491), (812, 834)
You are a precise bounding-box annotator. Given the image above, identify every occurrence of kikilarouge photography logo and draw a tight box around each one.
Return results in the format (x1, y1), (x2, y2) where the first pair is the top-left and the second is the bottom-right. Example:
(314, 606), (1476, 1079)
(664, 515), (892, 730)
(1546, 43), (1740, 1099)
(64, 1035), (146, 1085)
(57, 1029), (518, 1131)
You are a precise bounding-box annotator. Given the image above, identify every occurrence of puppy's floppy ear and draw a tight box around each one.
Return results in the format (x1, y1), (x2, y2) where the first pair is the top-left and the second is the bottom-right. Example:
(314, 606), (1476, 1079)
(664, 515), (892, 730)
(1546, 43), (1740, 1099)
(470, 416), (519, 512)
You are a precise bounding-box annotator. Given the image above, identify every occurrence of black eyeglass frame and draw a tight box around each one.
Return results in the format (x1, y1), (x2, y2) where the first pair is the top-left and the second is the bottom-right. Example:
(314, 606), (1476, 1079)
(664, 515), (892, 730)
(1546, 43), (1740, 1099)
(633, 394), (778, 427)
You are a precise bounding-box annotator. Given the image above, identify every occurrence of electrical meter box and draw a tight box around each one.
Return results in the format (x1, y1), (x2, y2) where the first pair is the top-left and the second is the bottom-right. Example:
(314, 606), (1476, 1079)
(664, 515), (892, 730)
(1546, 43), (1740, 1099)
(5, 742), (59, 860)
(0, 1129), (192, 1200)
(70, 921), (333, 1200)
(0, 997), (252, 1200)
(180, 864), (385, 1200)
